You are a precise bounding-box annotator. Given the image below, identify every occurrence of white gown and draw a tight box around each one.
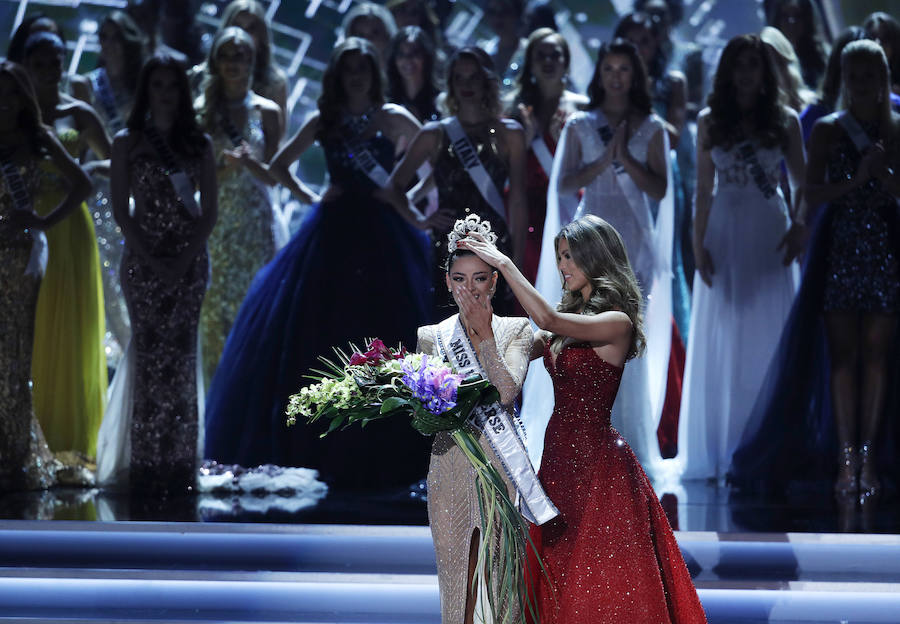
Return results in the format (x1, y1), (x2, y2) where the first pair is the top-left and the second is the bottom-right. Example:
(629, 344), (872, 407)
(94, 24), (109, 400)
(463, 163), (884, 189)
(522, 109), (673, 481)
(675, 139), (799, 481)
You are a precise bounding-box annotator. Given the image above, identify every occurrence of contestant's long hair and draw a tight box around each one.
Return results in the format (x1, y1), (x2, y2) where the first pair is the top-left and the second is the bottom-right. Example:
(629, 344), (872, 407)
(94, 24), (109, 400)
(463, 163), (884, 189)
(705, 34), (789, 151)
(765, 0), (829, 90)
(841, 40), (893, 127)
(0, 60), (50, 155)
(316, 37), (385, 141)
(200, 26), (256, 132)
(510, 28), (571, 116)
(550, 216), (645, 360)
(128, 55), (207, 159)
(613, 12), (666, 82)
(221, 0), (283, 93)
(99, 10), (149, 93)
(586, 39), (652, 116)
(819, 27), (866, 113)
(863, 12), (900, 89)
(440, 47), (502, 119)
(385, 26), (441, 122)
(760, 26), (815, 113)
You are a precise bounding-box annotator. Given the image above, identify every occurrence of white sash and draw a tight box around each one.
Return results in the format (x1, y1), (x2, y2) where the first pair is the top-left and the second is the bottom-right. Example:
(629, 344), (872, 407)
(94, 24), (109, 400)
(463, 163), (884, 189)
(531, 135), (555, 177)
(835, 111), (874, 153)
(143, 123), (201, 218)
(433, 316), (558, 525)
(346, 135), (391, 187)
(0, 158), (47, 277)
(442, 118), (507, 220)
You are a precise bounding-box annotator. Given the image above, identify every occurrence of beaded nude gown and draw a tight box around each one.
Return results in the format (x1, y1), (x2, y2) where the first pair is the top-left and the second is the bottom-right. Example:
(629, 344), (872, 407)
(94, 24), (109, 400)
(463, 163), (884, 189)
(417, 314), (532, 624)
(121, 156), (208, 494)
(200, 104), (276, 384)
(531, 342), (706, 623)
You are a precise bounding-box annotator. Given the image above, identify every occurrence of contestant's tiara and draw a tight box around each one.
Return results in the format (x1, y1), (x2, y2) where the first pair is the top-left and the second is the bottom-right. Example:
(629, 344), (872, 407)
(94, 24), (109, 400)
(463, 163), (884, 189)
(447, 214), (498, 254)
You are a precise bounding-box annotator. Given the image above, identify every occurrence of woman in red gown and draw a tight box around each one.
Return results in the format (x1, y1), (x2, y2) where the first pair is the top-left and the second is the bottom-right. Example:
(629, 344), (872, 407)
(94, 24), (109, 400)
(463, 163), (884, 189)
(459, 215), (706, 623)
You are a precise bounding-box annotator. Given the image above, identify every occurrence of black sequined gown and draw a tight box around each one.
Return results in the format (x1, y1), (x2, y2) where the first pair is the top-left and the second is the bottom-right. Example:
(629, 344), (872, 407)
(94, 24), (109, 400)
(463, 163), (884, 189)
(431, 120), (513, 316)
(122, 157), (209, 495)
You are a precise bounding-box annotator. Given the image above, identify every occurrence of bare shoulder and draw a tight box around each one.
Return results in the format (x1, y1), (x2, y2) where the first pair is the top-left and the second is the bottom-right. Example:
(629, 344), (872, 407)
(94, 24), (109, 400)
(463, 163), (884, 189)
(563, 90), (590, 108)
(499, 117), (525, 135)
(251, 93), (280, 116)
(597, 310), (633, 331)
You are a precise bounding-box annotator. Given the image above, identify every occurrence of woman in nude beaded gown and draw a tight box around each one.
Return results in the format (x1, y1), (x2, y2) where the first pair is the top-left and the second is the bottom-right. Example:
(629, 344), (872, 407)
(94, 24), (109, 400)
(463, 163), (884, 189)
(460, 215), (706, 623)
(417, 215), (544, 624)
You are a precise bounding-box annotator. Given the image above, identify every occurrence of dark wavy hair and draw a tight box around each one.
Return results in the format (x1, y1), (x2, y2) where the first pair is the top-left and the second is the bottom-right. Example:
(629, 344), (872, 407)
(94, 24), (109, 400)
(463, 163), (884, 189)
(705, 34), (789, 151)
(440, 46), (502, 118)
(6, 14), (67, 64)
(511, 28), (570, 114)
(766, 0), (829, 90)
(0, 60), (49, 154)
(613, 12), (666, 81)
(550, 215), (646, 360)
(99, 10), (149, 93)
(317, 37), (385, 140)
(386, 26), (441, 122)
(864, 12), (900, 88)
(819, 26), (866, 112)
(587, 39), (652, 115)
(127, 55), (206, 158)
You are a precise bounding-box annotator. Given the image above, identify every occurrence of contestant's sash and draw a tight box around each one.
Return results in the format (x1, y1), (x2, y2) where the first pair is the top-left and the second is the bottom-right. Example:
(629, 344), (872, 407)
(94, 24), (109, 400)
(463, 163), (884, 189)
(591, 111), (657, 271)
(90, 68), (124, 134)
(218, 104), (246, 148)
(735, 140), (777, 200)
(835, 111), (874, 154)
(345, 131), (391, 188)
(0, 156), (47, 277)
(144, 123), (200, 217)
(433, 316), (559, 525)
(443, 117), (507, 221)
(532, 134), (555, 177)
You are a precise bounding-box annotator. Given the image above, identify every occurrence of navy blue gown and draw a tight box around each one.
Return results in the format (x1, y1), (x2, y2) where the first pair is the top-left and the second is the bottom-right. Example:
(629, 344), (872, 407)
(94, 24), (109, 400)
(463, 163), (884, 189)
(730, 117), (900, 492)
(203, 131), (433, 489)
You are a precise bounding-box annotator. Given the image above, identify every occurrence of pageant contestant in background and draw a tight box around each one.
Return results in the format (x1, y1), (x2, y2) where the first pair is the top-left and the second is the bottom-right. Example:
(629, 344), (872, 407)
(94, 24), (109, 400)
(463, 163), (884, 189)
(386, 25), (442, 124)
(418, 216), (545, 624)
(196, 26), (283, 385)
(384, 46), (527, 318)
(529, 39), (672, 477)
(204, 38), (432, 488)
(732, 40), (900, 500)
(506, 27), (588, 286)
(76, 10), (150, 358)
(100, 55), (217, 497)
(22, 31), (108, 459)
(677, 34), (805, 482)
(0, 61), (91, 491)
(460, 216), (706, 623)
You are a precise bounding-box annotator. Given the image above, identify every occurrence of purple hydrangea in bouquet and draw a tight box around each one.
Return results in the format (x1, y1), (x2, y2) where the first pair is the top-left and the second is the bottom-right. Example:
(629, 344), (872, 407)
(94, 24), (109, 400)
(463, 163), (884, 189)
(286, 339), (543, 622)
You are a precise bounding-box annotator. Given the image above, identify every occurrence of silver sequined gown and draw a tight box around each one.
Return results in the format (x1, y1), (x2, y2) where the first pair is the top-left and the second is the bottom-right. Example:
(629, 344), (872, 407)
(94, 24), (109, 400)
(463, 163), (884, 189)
(0, 160), (61, 491)
(122, 157), (209, 494)
(417, 315), (532, 624)
(200, 105), (276, 384)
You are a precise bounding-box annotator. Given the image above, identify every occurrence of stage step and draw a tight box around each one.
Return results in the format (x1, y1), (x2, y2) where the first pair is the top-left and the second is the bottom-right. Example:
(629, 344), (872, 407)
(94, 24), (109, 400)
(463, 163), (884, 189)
(0, 522), (898, 623)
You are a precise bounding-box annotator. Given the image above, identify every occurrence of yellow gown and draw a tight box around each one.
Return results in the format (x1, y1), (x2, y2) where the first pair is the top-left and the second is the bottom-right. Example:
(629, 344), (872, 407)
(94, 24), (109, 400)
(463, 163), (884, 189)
(31, 126), (106, 458)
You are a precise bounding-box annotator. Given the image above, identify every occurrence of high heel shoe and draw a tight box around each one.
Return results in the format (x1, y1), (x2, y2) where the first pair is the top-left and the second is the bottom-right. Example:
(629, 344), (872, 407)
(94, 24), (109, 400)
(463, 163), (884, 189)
(858, 441), (880, 500)
(834, 444), (858, 499)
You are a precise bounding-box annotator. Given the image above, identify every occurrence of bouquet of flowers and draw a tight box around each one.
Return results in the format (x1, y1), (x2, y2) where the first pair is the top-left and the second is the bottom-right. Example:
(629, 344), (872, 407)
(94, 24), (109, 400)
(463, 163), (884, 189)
(287, 338), (542, 623)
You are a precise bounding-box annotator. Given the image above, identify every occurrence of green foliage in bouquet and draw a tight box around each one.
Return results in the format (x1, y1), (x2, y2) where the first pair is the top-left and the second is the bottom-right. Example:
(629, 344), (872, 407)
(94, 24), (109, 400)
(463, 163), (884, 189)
(286, 339), (544, 624)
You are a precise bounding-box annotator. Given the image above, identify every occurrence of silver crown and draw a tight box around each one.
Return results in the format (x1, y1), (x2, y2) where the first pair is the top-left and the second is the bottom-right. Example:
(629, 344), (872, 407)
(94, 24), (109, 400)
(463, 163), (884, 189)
(447, 214), (498, 254)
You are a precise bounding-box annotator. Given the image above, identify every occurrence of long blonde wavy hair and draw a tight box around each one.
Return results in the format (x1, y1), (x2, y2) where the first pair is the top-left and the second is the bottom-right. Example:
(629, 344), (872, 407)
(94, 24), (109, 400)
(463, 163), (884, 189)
(549, 216), (646, 359)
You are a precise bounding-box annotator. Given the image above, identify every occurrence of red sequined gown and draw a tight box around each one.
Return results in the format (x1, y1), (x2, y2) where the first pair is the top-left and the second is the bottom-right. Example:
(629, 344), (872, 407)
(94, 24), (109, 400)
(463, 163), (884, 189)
(530, 343), (707, 623)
